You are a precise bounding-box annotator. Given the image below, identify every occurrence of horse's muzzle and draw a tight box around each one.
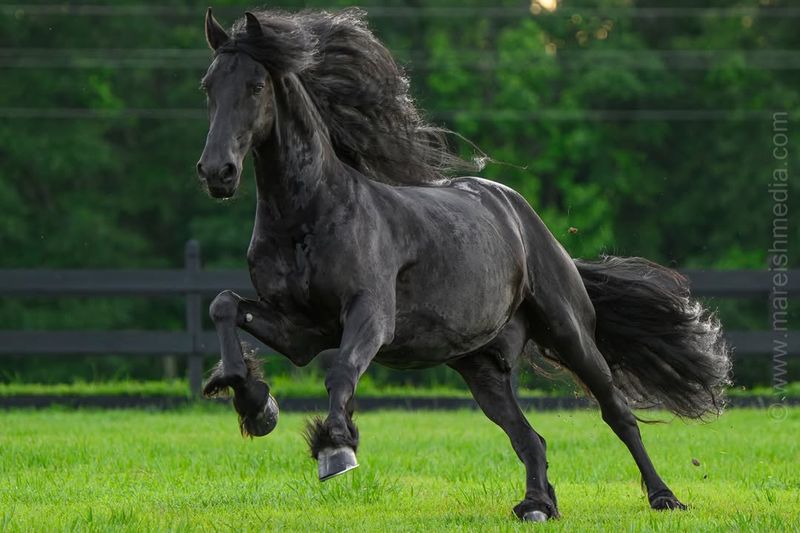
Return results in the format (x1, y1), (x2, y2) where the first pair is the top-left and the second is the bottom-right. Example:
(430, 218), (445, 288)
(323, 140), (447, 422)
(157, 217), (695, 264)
(197, 160), (239, 198)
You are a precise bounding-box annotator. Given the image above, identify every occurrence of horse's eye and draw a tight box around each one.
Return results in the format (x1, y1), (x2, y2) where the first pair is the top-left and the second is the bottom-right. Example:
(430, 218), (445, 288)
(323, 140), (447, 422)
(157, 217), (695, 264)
(253, 82), (265, 95)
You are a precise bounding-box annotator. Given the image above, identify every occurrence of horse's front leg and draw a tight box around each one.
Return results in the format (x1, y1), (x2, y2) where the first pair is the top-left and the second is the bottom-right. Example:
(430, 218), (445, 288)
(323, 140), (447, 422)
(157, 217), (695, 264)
(306, 292), (395, 481)
(204, 289), (286, 437)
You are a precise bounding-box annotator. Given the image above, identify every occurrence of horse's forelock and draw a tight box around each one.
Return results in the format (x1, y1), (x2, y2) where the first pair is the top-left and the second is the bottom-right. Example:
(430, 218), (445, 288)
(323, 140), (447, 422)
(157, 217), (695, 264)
(222, 12), (317, 75)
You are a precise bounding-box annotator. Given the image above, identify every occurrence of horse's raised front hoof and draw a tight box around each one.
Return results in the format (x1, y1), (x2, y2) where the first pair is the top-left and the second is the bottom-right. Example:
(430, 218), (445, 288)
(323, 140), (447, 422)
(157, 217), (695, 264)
(649, 490), (687, 511)
(317, 446), (359, 481)
(513, 499), (559, 522)
(239, 394), (279, 437)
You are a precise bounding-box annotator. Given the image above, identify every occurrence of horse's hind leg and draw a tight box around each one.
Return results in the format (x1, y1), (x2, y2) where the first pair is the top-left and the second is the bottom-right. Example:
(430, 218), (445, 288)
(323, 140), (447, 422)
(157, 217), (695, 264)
(448, 315), (559, 522)
(526, 271), (685, 511)
(205, 290), (283, 437)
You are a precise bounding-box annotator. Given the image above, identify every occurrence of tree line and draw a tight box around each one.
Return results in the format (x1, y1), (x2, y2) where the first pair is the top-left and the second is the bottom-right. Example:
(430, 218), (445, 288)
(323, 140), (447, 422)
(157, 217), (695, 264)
(0, 0), (797, 387)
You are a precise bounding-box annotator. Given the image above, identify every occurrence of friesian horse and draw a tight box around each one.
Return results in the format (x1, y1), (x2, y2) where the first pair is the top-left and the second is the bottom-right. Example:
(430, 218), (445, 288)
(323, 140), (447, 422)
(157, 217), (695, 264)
(196, 8), (731, 521)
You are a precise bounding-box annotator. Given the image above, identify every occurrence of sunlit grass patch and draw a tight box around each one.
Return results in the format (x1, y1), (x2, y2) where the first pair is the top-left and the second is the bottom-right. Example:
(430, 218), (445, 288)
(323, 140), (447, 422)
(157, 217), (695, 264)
(0, 407), (797, 531)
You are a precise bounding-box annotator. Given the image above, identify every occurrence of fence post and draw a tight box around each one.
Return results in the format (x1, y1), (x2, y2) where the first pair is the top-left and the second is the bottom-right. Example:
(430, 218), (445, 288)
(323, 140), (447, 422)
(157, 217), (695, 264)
(185, 240), (203, 398)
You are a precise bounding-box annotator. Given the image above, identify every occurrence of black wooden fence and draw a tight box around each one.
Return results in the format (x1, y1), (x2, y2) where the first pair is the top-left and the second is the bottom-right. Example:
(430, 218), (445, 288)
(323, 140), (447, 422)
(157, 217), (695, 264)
(1, 240), (797, 397)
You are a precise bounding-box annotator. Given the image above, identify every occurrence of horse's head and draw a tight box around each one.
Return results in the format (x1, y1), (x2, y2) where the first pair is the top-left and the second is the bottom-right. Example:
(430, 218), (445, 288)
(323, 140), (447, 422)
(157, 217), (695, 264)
(197, 10), (276, 199)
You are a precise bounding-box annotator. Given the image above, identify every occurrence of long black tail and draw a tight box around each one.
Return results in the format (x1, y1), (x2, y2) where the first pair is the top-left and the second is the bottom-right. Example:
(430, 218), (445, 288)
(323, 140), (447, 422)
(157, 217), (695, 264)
(575, 256), (732, 419)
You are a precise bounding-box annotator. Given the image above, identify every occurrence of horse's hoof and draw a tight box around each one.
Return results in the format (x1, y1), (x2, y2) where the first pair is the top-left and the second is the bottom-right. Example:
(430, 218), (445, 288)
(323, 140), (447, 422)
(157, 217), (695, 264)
(513, 499), (558, 521)
(522, 511), (548, 522)
(240, 394), (279, 437)
(318, 446), (359, 481)
(650, 492), (687, 511)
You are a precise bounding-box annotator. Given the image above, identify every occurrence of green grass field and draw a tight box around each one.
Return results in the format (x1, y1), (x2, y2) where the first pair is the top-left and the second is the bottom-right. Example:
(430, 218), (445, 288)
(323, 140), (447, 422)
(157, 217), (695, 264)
(0, 376), (573, 399)
(2, 378), (798, 399)
(1, 407), (797, 532)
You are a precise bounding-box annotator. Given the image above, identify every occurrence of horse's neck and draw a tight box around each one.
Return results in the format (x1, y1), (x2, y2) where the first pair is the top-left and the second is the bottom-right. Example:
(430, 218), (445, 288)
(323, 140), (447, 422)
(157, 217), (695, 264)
(251, 74), (349, 231)
(253, 76), (349, 233)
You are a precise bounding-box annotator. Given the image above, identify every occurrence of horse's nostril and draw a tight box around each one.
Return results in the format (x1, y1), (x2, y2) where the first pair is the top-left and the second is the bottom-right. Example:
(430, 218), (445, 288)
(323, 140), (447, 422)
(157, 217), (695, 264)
(220, 163), (236, 184)
(196, 162), (206, 178)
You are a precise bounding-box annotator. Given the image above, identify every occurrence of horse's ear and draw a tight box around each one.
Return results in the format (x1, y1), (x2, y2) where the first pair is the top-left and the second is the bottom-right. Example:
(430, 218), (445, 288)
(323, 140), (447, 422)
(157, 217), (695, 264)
(244, 12), (263, 37)
(205, 7), (229, 51)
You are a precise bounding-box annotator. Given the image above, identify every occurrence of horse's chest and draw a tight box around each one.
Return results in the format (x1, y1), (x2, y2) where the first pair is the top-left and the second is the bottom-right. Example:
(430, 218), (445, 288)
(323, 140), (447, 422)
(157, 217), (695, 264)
(247, 234), (316, 311)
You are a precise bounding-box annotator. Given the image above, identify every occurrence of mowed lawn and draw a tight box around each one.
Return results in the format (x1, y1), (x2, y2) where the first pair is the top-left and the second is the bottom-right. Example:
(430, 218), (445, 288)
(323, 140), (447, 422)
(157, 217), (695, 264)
(0, 407), (797, 532)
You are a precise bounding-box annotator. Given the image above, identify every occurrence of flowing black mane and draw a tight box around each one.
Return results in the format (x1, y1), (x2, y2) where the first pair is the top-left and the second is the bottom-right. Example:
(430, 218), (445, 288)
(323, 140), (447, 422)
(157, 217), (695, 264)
(218, 8), (479, 185)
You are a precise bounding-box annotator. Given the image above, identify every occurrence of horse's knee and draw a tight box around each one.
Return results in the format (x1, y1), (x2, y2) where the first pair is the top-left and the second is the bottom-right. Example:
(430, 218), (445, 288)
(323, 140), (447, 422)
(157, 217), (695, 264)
(210, 290), (239, 324)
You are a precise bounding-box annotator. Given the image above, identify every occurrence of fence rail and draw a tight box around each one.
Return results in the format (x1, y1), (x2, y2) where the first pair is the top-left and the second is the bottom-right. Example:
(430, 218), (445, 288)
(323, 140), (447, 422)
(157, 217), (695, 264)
(1, 240), (797, 396)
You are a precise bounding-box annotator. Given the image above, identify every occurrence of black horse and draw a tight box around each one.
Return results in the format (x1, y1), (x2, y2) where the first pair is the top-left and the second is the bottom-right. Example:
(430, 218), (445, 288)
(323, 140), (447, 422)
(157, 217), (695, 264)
(196, 8), (731, 521)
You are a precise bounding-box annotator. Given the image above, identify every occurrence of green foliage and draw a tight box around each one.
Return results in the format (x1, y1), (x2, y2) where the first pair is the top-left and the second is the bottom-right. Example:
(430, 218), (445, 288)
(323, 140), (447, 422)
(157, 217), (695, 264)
(0, 0), (797, 386)
(0, 408), (798, 530)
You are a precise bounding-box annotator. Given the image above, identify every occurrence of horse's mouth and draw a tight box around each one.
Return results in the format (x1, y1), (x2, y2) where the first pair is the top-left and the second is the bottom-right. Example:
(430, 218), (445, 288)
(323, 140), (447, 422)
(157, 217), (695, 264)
(207, 185), (236, 199)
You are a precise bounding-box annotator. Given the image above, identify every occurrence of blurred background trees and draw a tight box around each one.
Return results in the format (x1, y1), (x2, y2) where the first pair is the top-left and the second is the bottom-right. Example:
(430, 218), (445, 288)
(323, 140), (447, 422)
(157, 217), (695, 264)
(0, 0), (797, 388)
